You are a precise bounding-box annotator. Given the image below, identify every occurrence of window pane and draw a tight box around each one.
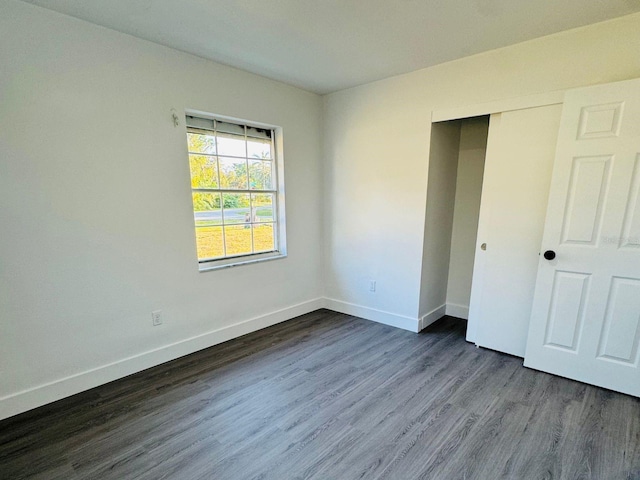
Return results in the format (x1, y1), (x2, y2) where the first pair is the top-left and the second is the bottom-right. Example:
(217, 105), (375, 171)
(186, 116), (215, 131)
(195, 226), (224, 260)
(253, 223), (275, 252)
(224, 225), (253, 256)
(189, 154), (218, 188)
(248, 160), (273, 190)
(247, 138), (272, 159)
(192, 192), (222, 226)
(187, 132), (216, 154)
(251, 193), (274, 222)
(217, 132), (246, 157)
(246, 125), (271, 140)
(217, 121), (244, 136)
(222, 193), (250, 225)
(219, 156), (248, 189)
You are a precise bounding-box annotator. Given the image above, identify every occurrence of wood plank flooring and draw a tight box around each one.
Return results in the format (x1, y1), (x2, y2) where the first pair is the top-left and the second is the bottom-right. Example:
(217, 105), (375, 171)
(1, 310), (640, 479)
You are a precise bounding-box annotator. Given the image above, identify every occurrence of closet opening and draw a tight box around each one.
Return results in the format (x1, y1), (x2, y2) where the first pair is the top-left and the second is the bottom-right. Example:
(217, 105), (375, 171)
(422, 102), (563, 358)
(419, 116), (489, 332)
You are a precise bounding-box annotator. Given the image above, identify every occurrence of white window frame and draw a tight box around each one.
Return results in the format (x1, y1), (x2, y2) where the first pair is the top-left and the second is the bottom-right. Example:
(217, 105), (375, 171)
(185, 110), (287, 271)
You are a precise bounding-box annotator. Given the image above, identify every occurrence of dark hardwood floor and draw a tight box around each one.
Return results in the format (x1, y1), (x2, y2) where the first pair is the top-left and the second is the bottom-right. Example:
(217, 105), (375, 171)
(1, 310), (639, 479)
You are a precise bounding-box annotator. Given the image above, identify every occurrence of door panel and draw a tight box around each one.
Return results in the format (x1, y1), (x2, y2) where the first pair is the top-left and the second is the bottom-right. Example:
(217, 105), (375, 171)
(544, 271), (590, 351)
(598, 277), (640, 364)
(561, 156), (611, 245)
(467, 104), (562, 357)
(620, 155), (640, 248)
(577, 102), (624, 139)
(524, 77), (640, 397)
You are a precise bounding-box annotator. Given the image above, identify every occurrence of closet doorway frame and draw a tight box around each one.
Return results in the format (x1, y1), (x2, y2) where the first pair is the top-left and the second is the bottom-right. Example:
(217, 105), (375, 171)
(430, 89), (565, 348)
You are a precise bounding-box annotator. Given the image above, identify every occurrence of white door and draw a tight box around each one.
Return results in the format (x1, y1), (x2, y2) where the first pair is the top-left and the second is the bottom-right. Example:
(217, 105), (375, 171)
(467, 104), (562, 357)
(524, 78), (640, 397)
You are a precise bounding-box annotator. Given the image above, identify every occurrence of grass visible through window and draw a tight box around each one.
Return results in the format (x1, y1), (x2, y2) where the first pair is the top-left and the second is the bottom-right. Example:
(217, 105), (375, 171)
(196, 224), (275, 260)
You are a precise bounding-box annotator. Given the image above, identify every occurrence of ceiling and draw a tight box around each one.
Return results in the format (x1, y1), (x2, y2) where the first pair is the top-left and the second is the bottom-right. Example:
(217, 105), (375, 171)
(20, 0), (640, 94)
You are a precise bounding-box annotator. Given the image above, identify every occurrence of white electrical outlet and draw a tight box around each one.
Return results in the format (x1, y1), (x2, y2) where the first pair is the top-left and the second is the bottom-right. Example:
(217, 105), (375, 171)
(369, 280), (376, 292)
(151, 310), (163, 326)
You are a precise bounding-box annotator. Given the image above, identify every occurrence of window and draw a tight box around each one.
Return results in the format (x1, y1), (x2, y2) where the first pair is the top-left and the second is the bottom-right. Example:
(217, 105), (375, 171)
(185, 114), (286, 270)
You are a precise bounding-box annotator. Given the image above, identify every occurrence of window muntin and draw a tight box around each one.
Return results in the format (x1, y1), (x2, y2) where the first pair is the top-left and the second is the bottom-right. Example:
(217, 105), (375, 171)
(186, 115), (281, 267)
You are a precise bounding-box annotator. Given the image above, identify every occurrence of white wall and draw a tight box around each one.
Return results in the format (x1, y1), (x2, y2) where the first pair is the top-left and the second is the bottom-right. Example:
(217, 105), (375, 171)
(418, 122), (460, 323)
(0, 0), (323, 419)
(446, 118), (489, 317)
(323, 13), (640, 326)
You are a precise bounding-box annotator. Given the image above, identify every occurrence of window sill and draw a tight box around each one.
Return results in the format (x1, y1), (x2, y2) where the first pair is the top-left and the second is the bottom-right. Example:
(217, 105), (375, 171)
(198, 252), (287, 272)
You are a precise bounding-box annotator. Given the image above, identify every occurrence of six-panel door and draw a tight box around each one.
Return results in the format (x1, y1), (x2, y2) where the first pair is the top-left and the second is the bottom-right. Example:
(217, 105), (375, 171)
(524, 78), (640, 397)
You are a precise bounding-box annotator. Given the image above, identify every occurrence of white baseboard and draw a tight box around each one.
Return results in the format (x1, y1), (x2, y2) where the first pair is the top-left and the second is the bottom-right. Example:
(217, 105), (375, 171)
(324, 298), (420, 333)
(1, 297), (465, 420)
(0, 298), (324, 421)
(420, 304), (447, 331)
(445, 303), (470, 320)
